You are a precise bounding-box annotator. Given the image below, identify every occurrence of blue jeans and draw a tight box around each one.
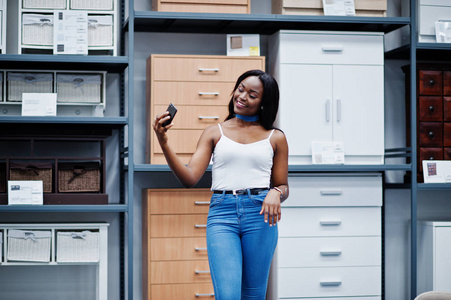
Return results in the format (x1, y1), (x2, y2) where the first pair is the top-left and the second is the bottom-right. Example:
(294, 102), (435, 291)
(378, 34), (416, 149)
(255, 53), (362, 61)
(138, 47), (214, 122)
(206, 190), (278, 300)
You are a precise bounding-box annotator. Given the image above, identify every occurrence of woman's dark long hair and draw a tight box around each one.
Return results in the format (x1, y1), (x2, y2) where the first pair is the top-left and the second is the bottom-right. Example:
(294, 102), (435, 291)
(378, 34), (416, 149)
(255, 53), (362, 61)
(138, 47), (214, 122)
(225, 70), (280, 130)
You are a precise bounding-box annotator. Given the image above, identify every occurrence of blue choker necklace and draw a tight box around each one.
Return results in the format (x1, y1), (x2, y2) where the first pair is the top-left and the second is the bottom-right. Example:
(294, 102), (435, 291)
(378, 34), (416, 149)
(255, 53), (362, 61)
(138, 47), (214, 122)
(236, 114), (259, 122)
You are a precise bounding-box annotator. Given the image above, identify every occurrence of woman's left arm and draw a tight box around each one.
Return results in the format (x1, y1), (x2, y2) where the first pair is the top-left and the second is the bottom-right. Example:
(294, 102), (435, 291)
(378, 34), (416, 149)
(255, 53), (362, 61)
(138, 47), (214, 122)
(260, 130), (289, 226)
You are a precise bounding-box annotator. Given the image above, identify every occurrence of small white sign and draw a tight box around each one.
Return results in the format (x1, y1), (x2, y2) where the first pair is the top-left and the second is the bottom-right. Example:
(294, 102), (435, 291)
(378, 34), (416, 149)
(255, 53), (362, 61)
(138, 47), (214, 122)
(435, 20), (451, 43)
(312, 141), (345, 164)
(22, 93), (57, 116)
(8, 181), (44, 205)
(54, 10), (88, 55)
(227, 34), (260, 56)
(423, 160), (451, 183)
(322, 0), (356, 16)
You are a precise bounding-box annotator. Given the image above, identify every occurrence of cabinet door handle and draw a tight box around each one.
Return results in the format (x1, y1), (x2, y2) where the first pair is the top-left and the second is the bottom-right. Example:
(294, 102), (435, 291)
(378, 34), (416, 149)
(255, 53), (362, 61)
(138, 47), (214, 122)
(195, 224), (207, 228)
(199, 68), (219, 72)
(195, 201), (210, 205)
(195, 247), (208, 251)
(429, 105), (434, 112)
(198, 92), (219, 96)
(322, 46), (343, 52)
(320, 190), (343, 196)
(195, 293), (215, 297)
(325, 100), (331, 122)
(320, 280), (342, 286)
(195, 270), (211, 274)
(198, 116), (220, 120)
(336, 99), (342, 122)
(428, 131), (435, 138)
(320, 250), (342, 256)
(320, 220), (342, 226)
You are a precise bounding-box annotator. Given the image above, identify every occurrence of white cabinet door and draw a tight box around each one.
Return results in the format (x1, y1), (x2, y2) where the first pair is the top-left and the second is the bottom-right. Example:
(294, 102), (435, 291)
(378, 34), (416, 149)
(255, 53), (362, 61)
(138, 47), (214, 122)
(279, 64), (333, 162)
(333, 65), (384, 160)
(435, 226), (451, 291)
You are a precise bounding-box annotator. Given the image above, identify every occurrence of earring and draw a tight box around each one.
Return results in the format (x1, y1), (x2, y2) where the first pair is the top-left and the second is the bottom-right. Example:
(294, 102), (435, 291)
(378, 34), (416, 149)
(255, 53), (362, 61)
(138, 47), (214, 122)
(261, 106), (264, 110)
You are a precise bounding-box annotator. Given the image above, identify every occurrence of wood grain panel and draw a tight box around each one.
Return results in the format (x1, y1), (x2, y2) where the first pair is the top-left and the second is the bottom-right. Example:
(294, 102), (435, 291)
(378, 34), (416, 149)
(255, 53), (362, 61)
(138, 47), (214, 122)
(150, 214), (208, 238)
(145, 189), (211, 215)
(151, 260), (211, 284)
(150, 237), (208, 261)
(151, 283), (214, 300)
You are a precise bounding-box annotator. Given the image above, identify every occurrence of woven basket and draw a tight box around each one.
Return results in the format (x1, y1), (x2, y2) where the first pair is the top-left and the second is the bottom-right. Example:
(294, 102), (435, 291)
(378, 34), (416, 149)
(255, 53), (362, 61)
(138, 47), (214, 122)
(58, 162), (100, 193)
(71, 0), (113, 10)
(22, 14), (54, 46)
(88, 16), (113, 46)
(57, 230), (100, 262)
(7, 229), (52, 262)
(7, 72), (53, 102)
(23, 0), (67, 9)
(56, 74), (102, 103)
(9, 162), (53, 193)
(0, 72), (3, 102)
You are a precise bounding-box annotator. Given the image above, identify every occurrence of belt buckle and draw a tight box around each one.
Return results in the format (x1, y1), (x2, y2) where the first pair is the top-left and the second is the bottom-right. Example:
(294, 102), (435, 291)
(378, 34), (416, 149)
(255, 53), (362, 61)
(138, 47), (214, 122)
(232, 189), (243, 196)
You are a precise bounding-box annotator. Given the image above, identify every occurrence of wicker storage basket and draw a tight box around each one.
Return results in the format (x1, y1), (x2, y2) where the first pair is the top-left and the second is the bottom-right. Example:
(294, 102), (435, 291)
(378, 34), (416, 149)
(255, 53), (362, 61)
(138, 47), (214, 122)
(0, 231), (3, 261)
(56, 74), (102, 103)
(70, 0), (113, 10)
(7, 229), (51, 262)
(0, 72), (3, 101)
(57, 230), (99, 262)
(88, 15), (113, 46)
(9, 162), (53, 193)
(22, 14), (54, 46)
(58, 162), (100, 193)
(23, 0), (67, 9)
(7, 72), (53, 102)
(0, 162), (6, 193)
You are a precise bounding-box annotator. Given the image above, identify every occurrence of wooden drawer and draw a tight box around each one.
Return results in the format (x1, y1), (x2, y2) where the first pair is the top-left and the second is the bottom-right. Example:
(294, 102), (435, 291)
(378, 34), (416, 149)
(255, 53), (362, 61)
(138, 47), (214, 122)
(144, 189), (211, 215)
(277, 31), (383, 65)
(153, 153), (192, 165)
(279, 207), (381, 237)
(154, 105), (228, 129)
(419, 148), (443, 171)
(278, 236), (381, 268)
(153, 130), (203, 154)
(444, 123), (451, 146)
(153, 0), (250, 14)
(151, 283), (214, 300)
(419, 96), (443, 121)
(444, 97), (451, 121)
(277, 266), (381, 298)
(152, 81), (233, 106)
(151, 237), (208, 261)
(445, 148), (451, 160)
(419, 70), (442, 95)
(445, 71), (451, 95)
(150, 55), (265, 82)
(285, 175), (382, 207)
(151, 260), (211, 284)
(150, 214), (208, 238)
(419, 122), (443, 146)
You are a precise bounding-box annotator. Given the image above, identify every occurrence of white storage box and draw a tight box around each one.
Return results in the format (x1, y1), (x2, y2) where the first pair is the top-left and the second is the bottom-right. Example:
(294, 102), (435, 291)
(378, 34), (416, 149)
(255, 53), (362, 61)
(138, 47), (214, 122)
(71, 0), (113, 11)
(418, 0), (451, 43)
(22, 14), (53, 46)
(88, 15), (113, 46)
(56, 73), (102, 103)
(23, 0), (67, 9)
(7, 72), (53, 102)
(57, 230), (100, 262)
(7, 229), (51, 262)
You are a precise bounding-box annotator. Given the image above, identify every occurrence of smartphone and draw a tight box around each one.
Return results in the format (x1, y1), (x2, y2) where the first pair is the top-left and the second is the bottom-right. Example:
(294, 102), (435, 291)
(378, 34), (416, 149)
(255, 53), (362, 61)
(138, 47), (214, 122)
(162, 103), (177, 127)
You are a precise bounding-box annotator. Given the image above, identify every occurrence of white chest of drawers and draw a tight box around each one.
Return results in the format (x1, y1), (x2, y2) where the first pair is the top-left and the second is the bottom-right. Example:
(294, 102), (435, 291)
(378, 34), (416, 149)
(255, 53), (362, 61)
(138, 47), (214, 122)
(269, 174), (382, 300)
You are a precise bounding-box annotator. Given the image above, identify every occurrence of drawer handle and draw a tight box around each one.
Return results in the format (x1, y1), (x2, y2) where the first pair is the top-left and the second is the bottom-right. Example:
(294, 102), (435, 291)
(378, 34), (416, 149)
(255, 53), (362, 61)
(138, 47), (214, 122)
(199, 92), (220, 96)
(336, 99), (342, 122)
(428, 131), (435, 138)
(195, 201), (210, 205)
(325, 100), (330, 122)
(429, 156), (435, 160)
(320, 190), (343, 196)
(198, 116), (220, 120)
(429, 105), (435, 112)
(195, 247), (208, 251)
(320, 220), (342, 226)
(195, 224), (207, 228)
(322, 46), (343, 52)
(320, 280), (342, 286)
(429, 79), (436, 86)
(195, 293), (215, 297)
(199, 68), (219, 72)
(320, 250), (342, 256)
(195, 270), (211, 274)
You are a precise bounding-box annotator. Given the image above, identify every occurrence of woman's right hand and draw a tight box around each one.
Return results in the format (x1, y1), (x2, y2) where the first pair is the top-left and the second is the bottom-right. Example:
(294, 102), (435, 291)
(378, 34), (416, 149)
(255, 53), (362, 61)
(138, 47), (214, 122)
(153, 111), (174, 145)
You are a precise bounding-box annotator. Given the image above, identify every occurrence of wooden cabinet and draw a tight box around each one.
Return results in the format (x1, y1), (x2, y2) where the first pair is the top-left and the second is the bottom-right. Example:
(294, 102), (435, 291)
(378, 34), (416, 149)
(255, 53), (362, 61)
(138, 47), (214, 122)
(269, 31), (384, 165)
(146, 54), (265, 164)
(418, 222), (451, 294)
(271, 174), (382, 300)
(404, 65), (451, 182)
(142, 188), (214, 300)
(152, 0), (250, 14)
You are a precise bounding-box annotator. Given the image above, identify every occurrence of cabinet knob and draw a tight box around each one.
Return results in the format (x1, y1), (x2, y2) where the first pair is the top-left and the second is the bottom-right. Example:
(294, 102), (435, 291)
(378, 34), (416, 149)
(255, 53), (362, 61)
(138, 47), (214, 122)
(430, 156), (435, 160)
(428, 131), (435, 138)
(429, 105), (434, 112)
(429, 79), (436, 86)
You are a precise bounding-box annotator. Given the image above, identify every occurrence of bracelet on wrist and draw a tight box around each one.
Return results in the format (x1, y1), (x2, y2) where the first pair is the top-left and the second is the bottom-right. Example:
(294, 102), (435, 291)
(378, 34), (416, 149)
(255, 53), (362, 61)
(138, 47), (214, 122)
(273, 187), (283, 199)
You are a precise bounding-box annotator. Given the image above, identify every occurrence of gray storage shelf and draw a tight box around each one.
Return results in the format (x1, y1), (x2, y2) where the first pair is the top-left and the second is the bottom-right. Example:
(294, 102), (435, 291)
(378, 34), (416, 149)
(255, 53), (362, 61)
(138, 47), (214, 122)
(0, 204), (128, 212)
(0, 116), (128, 125)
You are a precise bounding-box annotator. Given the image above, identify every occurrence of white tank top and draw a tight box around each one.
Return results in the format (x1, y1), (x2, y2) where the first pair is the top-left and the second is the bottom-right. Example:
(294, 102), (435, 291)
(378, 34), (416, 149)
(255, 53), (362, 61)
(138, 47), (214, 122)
(211, 124), (275, 191)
